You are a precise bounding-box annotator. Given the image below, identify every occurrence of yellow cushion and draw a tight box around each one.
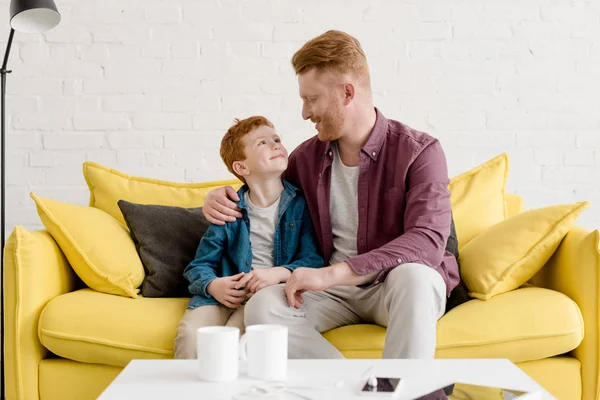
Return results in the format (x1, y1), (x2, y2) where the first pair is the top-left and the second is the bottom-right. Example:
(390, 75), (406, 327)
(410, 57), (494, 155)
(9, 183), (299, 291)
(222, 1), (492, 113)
(505, 193), (524, 218)
(84, 162), (242, 226)
(434, 287), (583, 361)
(324, 287), (583, 362)
(39, 289), (187, 367)
(39, 287), (583, 367)
(449, 153), (509, 249)
(460, 202), (589, 300)
(31, 193), (144, 298)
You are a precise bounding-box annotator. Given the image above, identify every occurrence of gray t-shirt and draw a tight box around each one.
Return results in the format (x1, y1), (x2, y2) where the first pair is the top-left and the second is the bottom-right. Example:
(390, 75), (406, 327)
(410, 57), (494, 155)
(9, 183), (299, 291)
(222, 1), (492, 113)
(329, 142), (360, 265)
(244, 191), (280, 270)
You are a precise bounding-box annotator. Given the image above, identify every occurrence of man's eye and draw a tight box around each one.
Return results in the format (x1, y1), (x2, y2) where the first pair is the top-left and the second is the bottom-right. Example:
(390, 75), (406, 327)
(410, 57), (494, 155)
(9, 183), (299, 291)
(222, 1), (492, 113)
(275, 138), (281, 143)
(258, 141), (266, 146)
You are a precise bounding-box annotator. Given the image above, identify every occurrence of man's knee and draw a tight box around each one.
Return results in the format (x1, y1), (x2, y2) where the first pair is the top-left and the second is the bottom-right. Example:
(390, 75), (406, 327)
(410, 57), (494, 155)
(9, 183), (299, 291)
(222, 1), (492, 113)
(244, 284), (287, 327)
(384, 263), (446, 301)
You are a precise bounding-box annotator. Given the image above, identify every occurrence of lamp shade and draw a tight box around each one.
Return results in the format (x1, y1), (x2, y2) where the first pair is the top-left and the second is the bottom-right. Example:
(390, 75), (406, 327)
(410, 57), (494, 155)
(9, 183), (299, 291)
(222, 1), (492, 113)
(10, 0), (60, 33)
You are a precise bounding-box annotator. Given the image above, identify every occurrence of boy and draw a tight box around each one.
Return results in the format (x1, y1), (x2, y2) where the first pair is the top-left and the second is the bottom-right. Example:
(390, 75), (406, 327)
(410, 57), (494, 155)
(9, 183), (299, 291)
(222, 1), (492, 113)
(174, 116), (323, 359)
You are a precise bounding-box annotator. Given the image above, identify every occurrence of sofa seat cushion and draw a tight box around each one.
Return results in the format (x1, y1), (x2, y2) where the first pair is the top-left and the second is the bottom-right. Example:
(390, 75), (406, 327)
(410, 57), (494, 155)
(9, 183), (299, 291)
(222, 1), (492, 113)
(39, 289), (187, 367)
(39, 287), (583, 367)
(324, 287), (583, 363)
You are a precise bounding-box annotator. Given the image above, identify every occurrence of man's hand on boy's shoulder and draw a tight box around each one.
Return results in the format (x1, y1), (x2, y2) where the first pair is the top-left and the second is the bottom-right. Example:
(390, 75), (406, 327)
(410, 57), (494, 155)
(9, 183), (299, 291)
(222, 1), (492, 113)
(206, 272), (250, 309)
(234, 267), (291, 294)
(203, 186), (243, 225)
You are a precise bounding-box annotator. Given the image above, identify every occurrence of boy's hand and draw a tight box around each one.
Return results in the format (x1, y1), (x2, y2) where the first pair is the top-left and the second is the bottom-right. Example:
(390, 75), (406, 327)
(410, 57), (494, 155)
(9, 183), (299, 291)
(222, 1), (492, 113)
(235, 267), (291, 293)
(203, 186), (242, 225)
(206, 272), (249, 309)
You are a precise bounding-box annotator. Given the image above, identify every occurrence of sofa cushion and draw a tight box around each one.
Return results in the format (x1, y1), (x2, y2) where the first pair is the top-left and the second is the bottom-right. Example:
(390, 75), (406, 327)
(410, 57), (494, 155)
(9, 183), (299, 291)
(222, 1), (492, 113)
(324, 287), (583, 363)
(39, 289), (187, 366)
(117, 201), (210, 298)
(31, 193), (144, 298)
(460, 202), (589, 300)
(448, 153), (508, 249)
(84, 162), (242, 226)
(39, 287), (583, 367)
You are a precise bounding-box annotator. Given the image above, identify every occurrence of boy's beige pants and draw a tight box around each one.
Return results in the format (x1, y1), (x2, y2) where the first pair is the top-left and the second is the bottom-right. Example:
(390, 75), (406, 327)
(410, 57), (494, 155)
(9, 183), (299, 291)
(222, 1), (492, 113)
(173, 305), (245, 359)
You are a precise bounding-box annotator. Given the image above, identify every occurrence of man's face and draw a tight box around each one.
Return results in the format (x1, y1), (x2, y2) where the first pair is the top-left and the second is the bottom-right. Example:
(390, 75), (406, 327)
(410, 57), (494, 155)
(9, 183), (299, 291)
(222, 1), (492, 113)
(237, 125), (288, 180)
(298, 69), (346, 142)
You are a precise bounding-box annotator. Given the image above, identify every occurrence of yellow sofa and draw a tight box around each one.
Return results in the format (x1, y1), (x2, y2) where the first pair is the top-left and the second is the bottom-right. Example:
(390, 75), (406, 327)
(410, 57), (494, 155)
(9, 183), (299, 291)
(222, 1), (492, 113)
(3, 189), (600, 400)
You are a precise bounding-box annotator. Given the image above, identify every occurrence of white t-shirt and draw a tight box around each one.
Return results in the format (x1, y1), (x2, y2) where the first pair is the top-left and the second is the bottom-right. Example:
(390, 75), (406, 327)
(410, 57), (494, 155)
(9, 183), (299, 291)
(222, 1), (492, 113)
(244, 191), (280, 270)
(329, 142), (360, 265)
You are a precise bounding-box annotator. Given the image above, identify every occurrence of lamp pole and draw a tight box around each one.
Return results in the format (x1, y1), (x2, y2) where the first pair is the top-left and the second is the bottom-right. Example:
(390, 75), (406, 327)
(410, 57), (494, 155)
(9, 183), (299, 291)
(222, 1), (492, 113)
(0, 28), (13, 400)
(2, 2), (61, 398)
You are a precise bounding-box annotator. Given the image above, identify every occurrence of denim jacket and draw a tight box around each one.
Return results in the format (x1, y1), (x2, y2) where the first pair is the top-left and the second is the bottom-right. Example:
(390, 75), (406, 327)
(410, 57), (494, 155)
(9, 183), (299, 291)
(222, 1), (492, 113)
(184, 180), (324, 309)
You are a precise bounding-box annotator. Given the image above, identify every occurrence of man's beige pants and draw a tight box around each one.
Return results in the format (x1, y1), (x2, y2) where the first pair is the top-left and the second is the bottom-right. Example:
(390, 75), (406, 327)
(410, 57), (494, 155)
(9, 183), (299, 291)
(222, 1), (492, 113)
(244, 263), (447, 359)
(173, 305), (245, 359)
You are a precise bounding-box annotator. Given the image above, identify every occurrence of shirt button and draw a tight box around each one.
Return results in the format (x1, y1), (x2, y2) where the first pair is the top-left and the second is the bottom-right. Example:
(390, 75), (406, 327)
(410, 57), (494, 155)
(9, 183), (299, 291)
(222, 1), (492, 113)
(397, 258), (403, 264)
(372, 152), (376, 156)
(329, 151), (332, 157)
(319, 173), (322, 177)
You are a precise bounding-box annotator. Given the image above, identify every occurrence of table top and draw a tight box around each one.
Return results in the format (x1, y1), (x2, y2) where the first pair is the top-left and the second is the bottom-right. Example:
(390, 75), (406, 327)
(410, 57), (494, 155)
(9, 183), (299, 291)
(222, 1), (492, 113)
(98, 358), (553, 400)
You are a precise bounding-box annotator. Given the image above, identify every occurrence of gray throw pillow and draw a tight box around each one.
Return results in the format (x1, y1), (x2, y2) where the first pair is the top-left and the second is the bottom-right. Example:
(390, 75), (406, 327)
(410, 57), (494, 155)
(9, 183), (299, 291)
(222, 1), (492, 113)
(117, 200), (210, 298)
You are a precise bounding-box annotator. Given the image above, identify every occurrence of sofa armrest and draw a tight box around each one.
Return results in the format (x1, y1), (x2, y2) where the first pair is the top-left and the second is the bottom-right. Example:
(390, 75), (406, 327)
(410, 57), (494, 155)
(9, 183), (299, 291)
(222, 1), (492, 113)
(4, 226), (77, 400)
(531, 226), (600, 400)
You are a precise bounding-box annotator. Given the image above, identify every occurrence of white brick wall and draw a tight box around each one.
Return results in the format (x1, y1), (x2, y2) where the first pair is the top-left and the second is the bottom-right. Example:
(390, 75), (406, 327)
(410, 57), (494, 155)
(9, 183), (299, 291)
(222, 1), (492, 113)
(0, 0), (599, 234)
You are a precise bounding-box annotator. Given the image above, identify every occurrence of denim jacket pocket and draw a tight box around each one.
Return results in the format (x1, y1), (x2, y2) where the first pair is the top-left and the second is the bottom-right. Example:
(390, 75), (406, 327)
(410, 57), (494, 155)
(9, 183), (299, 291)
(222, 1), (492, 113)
(282, 219), (303, 256)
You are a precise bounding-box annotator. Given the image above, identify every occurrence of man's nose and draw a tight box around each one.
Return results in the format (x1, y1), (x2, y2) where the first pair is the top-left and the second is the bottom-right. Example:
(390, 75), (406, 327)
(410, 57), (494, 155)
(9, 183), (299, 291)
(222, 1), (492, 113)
(301, 105), (311, 120)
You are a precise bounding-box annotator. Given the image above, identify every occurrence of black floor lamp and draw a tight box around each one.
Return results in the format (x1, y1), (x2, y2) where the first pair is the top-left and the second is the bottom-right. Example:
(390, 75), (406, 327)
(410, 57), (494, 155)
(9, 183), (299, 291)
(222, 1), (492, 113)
(2, 1), (61, 398)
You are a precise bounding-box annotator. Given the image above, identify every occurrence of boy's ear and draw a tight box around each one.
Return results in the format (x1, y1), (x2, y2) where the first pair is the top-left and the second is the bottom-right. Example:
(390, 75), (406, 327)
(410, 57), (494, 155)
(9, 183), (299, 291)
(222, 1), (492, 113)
(232, 161), (249, 178)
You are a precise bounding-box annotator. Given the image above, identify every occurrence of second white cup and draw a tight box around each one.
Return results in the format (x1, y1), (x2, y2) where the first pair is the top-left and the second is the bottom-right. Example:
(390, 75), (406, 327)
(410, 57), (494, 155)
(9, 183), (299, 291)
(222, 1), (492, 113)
(239, 324), (288, 381)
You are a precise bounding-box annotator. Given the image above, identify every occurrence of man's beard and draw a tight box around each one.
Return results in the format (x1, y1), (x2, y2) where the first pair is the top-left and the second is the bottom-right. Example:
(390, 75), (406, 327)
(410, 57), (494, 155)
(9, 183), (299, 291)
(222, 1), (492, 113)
(317, 102), (345, 142)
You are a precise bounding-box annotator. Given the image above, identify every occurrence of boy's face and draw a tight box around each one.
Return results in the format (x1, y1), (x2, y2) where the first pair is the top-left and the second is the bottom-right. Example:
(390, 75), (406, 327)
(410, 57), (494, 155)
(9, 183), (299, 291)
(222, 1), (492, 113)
(233, 125), (288, 180)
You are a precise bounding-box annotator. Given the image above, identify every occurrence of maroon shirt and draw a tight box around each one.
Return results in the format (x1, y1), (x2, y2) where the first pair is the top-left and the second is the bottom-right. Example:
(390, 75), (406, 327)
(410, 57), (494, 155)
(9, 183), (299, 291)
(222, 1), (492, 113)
(283, 108), (459, 296)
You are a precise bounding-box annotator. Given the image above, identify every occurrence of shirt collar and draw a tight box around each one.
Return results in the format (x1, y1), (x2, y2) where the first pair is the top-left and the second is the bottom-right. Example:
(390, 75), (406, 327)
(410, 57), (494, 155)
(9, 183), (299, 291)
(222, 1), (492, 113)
(322, 107), (388, 162)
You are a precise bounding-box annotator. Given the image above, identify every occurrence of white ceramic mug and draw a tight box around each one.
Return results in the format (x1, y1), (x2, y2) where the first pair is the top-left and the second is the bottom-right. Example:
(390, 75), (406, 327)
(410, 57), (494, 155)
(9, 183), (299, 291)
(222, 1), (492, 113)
(196, 326), (240, 382)
(239, 324), (288, 381)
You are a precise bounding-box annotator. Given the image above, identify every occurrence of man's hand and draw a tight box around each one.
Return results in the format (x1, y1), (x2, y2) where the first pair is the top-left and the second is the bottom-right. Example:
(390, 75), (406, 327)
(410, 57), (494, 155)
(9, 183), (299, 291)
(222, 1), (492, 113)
(206, 272), (249, 308)
(285, 267), (333, 308)
(284, 263), (380, 308)
(234, 267), (291, 293)
(203, 186), (243, 225)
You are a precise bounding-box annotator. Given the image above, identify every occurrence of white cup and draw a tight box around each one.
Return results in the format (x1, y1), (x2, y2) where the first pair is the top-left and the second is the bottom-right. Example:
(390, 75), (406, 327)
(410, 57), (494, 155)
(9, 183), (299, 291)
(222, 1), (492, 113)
(196, 326), (240, 382)
(239, 324), (288, 381)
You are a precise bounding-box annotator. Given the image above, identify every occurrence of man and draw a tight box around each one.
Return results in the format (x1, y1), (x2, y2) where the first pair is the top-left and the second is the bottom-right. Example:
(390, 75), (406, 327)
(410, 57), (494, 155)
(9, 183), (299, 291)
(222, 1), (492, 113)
(203, 30), (460, 359)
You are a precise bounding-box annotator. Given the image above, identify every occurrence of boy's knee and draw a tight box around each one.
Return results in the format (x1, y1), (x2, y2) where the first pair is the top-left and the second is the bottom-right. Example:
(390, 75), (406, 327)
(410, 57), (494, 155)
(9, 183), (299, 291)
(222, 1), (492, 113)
(244, 284), (286, 326)
(174, 323), (197, 359)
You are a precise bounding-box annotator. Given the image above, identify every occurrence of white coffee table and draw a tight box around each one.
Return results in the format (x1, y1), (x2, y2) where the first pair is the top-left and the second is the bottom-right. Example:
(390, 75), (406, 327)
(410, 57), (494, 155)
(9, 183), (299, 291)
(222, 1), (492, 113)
(98, 359), (554, 400)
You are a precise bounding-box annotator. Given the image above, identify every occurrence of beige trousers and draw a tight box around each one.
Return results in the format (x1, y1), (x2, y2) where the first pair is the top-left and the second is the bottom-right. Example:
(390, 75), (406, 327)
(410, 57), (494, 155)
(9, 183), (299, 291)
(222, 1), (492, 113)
(244, 263), (447, 359)
(173, 305), (245, 359)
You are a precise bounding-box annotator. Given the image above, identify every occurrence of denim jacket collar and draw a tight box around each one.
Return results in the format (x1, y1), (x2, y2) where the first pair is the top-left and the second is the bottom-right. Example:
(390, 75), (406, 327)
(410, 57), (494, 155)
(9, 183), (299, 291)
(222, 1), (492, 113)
(236, 179), (299, 220)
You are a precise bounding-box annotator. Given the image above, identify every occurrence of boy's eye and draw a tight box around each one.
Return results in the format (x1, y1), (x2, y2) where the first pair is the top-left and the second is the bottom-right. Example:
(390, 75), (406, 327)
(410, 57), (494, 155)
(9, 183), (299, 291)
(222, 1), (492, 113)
(274, 138), (281, 143)
(258, 140), (266, 146)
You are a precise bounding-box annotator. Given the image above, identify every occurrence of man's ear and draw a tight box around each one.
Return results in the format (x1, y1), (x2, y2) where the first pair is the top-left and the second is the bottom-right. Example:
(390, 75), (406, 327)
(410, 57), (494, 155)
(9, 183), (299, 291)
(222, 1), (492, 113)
(233, 161), (249, 178)
(343, 82), (355, 105)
